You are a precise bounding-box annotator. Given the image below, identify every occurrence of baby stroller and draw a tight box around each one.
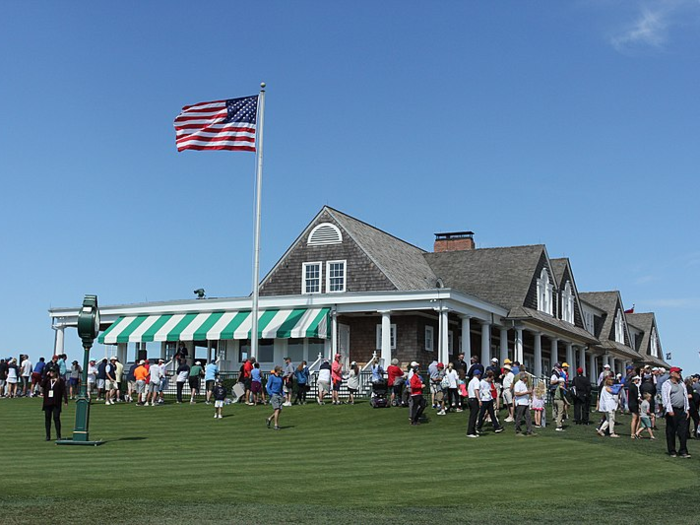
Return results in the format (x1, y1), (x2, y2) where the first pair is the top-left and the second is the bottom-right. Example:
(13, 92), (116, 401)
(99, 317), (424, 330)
(370, 379), (389, 408)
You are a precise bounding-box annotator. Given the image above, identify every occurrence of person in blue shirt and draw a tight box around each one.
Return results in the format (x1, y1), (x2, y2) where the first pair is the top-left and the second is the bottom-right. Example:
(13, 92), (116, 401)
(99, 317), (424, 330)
(265, 366), (284, 430)
(32, 358), (46, 396)
(251, 362), (264, 405)
(293, 361), (310, 405)
(205, 358), (220, 405)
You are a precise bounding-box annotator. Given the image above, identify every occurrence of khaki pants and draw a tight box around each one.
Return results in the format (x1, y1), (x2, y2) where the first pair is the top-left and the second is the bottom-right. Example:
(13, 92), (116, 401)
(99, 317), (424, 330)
(553, 399), (566, 428)
(600, 410), (616, 435)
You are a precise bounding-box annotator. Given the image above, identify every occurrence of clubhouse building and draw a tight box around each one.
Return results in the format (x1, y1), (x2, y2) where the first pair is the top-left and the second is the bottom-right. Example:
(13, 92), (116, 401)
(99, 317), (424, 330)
(48, 206), (668, 380)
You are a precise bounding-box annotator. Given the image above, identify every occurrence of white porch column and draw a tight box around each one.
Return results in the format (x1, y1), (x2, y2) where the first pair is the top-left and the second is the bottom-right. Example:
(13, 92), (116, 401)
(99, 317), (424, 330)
(565, 343), (573, 370)
(54, 326), (65, 355)
(461, 316), (471, 357)
(515, 327), (524, 364)
(480, 321), (491, 367)
(589, 352), (597, 382)
(331, 311), (338, 356)
(380, 311), (392, 367)
(533, 332), (542, 378)
(117, 343), (128, 364)
(550, 337), (559, 366)
(499, 327), (509, 363)
(439, 308), (449, 365)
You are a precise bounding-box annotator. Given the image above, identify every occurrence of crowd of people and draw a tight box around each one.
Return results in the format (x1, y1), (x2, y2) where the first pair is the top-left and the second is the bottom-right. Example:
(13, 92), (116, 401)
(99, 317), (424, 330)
(2, 349), (699, 457)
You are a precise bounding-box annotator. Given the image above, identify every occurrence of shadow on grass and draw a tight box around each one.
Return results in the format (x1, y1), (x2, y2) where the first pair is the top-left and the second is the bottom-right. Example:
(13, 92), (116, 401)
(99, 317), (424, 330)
(113, 436), (147, 441)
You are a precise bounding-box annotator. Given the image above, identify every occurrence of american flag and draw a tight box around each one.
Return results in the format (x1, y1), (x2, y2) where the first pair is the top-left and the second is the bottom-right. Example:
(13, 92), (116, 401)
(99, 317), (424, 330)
(174, 95), (258, 152)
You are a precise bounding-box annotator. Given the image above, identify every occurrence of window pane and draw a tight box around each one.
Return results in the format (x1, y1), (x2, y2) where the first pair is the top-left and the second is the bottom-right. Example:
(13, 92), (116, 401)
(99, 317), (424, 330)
(287, 339), (304, 363)
(258, 339), (275, 362)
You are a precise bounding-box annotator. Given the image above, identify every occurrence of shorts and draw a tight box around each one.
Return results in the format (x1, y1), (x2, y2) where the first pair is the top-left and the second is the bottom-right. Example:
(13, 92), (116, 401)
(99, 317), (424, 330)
(348, 388), (358, 394)
(189, 377), (201, 391)
(640, 416), (652, 428)
(128, 380), (137, 392)
(392, 384), (402, 395)
(21, 377), (29, 387)
(503, 389), (513, 404)
(214, 400), (224, 409)
(105, 380), (117, 390)
(97, 379), (105, 390)
(628, 404), (639, 415)
(318, 380), (330, 393)
(332, 380), (341, 392)
(31, 372), (42, 385)
(149, 381), (161, 393)
(136, 380), (146, 394)
(243, 377), (252, 390)
(206, 380), (215, 392)
(69, 378), (79, 386)
(251, 381), (262, 394)
(430, 383), (441, 394)
(270, 394), (284, 410)
(435, 391), (444, 402)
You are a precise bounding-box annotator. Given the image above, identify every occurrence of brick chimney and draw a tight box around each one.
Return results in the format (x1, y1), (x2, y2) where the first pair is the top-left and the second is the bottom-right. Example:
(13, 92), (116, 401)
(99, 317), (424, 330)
(434, 231), (475, 252)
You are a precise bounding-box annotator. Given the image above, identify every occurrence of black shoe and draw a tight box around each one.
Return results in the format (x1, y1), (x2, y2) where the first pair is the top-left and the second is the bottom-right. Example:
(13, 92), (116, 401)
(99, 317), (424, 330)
(45, 437), (51, 441)
(266, 418), (271, 429)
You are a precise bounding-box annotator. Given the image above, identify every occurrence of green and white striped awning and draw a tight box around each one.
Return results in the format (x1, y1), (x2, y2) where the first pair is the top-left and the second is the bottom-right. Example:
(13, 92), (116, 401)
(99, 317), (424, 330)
(97, 307), (330, 345)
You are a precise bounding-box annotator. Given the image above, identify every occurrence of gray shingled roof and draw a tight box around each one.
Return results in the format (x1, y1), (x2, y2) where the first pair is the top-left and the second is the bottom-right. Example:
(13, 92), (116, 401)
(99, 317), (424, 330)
(507, 306), (599, 344)
(579, 291), (643, 360)
(550, 258), (568, 286)
(326, 207), (438, 291)
(423, 244), (545, 310)
(626, 312), (667, 366)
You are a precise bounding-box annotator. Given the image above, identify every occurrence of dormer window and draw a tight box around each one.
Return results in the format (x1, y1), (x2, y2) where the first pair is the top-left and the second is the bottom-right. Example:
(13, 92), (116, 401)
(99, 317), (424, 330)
(562, 281), (574, 324)
(537, 269), (553, 315)
(614, 310), (625, 344)
(650, 327), (659, 357)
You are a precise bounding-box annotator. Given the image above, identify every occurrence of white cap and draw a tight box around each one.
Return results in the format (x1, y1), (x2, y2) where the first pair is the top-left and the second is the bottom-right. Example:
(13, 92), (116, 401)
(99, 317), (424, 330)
(195, 361), (201, 365)
(603, 364), (611, 369)
(410, 361), (419, 367)
(658, 367), (666, 373)
(491, 358), (498, 362)
(139, 360), (145, 365)
(558, 377), (566, 383)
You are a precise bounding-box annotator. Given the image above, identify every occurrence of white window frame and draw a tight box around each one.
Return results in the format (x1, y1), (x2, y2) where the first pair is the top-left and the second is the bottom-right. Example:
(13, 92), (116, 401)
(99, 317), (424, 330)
(376, 324), (397, 350)
(425, 326), (434, 351)
(650, 327), (659, 357)
(562, 281), (574, 324)
(614, 310), (625, 344)
(302, 262), (322, 294)
(537, 268), (553, 315)
(325, 260), (347, 293)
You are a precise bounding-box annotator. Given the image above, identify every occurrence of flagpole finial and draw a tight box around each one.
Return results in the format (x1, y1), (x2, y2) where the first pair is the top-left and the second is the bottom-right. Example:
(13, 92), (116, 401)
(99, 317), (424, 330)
(260, 82), (266, 91)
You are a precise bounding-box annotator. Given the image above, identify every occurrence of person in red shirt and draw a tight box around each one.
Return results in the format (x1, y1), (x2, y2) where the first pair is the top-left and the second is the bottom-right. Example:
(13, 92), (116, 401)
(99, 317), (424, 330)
(387, 358), (404, 407)
(242, 358), (254, 405)
(409, 363), (426, 426)
(331, 354), (344, 405)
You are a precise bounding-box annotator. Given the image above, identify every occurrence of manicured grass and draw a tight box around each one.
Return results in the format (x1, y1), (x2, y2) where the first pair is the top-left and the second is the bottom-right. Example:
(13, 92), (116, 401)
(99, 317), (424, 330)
(0, 397), (697, 524)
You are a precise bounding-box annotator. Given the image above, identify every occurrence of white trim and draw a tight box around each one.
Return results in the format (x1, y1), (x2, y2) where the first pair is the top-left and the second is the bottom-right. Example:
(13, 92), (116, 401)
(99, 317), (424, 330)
(425, 325), (434, 351)
(302, 261), (322, 294)
(325, 259), (347, 293)
(376, 323), (397, 350)
(308, 222), (343, 245)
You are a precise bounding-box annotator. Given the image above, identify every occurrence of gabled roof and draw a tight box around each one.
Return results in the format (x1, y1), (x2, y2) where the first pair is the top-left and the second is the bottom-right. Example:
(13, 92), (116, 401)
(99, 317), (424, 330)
(626, 312), (668, 366)
(579, 291), (642, 360)
(424, 244), (546, 311)
(507, 306), (598, 344)
(324, 208), (438, 291)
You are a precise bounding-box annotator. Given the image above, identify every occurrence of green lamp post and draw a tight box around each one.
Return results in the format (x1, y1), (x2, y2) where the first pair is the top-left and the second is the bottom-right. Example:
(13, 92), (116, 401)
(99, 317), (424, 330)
(57, 294), (104, 446)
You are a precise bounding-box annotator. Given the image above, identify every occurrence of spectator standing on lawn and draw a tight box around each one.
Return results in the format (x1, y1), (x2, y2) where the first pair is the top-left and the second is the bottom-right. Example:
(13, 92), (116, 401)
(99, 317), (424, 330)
(445, 362), (459, 412)
(41, 368), (68, 441)
(265, 366), (284, 430)
(467, 355), (484, 380)
(477, 371), (504, 434)
(346, 361), (360, 405)
(175, 360), (190, 404)
(87, 360), (97, 400)
(428, 359), (439, 408)
(96, 358), (107, 401)
(212, 378), (227, 419)
(331, 354), (344, 405)
(69, 360), (82, 400)
(105, 357), (118, 405)
(685, 376), (699, 439)
(205, 358), (220, 405)
(532, 380), (546, 427)
(251, 362), (264, 405)
(387, 358), (404, 407)
(148, 360), (163, 406)
(409, 362), (426, 426)
(628, 375), (642, 438)
(134, 360), (149, 405)
(639, 375), (657, 429)
(283, 357), (295, 407)
(572, 367), (592, 425)
(501, 364), (515, 422)
(466, 369), (482, 438)
(20, 355), (32, 397)
(597, 376), (620, 438)
(6, 358), (19, 398)
(513, 372), (534, 436)
(293, 361), (309, 405)
(114, 357), (124, 403)
(551, 376), (569, 432)
(32, 357), (46, 397)
(635, 393), (656, 440)
(486, 358), (501, 410)
(189, 361), (204, 404)
(57, 354), (67, 382)
(0, 358), (7, 397)
(453, 352), (468, 377)
(435, 363), (447, 416)
(126, 360), (138, 403)
(661, 367), (690, 458)
(317, 359), (331, 405)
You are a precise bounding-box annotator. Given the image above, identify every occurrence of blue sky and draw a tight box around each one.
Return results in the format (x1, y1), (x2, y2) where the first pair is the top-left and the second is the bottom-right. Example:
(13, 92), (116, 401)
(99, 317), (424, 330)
(1, 1), (698, 372)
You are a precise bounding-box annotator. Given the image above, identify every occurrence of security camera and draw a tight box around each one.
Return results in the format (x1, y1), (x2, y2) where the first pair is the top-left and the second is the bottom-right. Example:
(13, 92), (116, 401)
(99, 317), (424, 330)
(194, 288), (205, 299)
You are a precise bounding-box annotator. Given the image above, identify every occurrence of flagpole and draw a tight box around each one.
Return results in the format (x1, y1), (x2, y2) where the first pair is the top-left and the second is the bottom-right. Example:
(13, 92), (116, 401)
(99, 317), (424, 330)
(250, 82), (266, 360)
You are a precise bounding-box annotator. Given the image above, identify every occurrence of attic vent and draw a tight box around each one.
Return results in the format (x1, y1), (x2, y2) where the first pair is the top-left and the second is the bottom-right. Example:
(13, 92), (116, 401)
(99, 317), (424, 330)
(308, 223), (342, 246)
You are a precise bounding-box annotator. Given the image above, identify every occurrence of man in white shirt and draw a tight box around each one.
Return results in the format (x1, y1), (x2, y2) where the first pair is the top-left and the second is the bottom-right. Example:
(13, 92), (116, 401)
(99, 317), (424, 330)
(20, 355), (32, 397)
(513, 373), (534, 435)
(476, 371), (504, 434)
(87, 360), (97, 400)
(466, 369), (482, 438)
(502, 364), (515, 422)
(148, 361), (163, 406)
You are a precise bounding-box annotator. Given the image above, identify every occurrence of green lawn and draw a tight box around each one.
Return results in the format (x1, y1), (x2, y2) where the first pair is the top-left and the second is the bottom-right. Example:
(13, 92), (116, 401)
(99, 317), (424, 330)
(0, 398), (696, 524)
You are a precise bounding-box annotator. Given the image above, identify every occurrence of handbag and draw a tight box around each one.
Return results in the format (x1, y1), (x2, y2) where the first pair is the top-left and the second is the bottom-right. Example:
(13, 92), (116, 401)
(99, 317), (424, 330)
(440, 376), (450, 390)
